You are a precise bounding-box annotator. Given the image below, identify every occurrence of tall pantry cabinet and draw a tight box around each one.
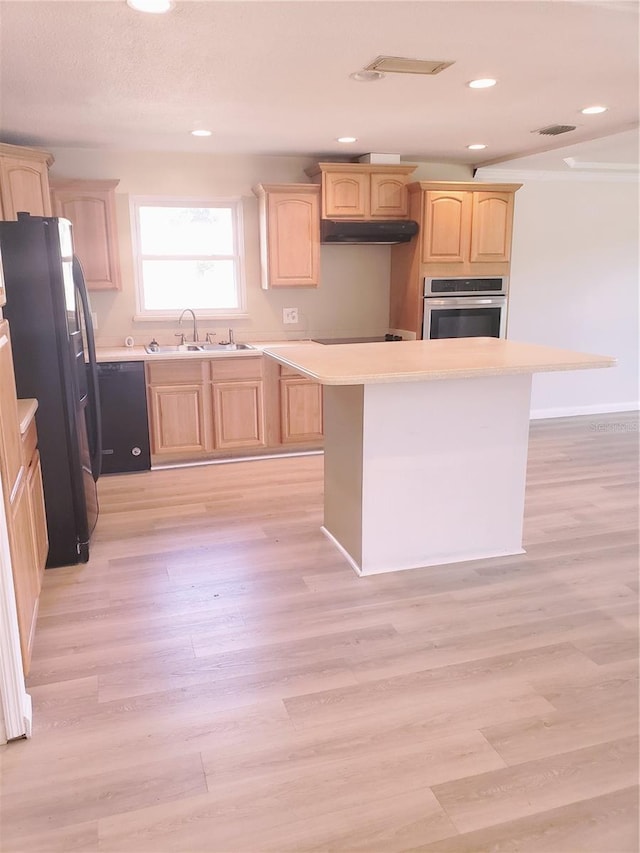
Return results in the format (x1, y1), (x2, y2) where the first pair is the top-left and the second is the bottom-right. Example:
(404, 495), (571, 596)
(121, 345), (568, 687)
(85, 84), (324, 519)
(390, 181), (521, 338)
(0, 141), (53, 672)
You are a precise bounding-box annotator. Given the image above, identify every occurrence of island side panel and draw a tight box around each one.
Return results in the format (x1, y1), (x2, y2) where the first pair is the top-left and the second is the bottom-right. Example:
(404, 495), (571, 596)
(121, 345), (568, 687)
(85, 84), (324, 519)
(358, 374), (533, 575)
(322, 385), (365, 569)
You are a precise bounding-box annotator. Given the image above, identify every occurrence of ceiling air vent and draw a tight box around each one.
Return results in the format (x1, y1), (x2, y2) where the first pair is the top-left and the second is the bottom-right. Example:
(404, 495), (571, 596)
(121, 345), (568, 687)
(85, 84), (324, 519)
(533, 124), (577, 136)
(365, 56), (455, 75)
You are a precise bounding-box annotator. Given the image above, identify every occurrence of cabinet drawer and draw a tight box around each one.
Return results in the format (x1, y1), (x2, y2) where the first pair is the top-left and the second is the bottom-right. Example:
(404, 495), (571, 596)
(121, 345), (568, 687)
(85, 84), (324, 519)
(21, 418), (37, 466)
(146, 359), (207, 384)
(211, 356), (263, 381)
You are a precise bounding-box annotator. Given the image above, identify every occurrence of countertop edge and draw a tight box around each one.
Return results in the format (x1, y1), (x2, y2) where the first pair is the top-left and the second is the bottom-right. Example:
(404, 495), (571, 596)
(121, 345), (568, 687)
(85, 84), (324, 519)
(263, 343), (616, 385)
(17, 398), (38, 434)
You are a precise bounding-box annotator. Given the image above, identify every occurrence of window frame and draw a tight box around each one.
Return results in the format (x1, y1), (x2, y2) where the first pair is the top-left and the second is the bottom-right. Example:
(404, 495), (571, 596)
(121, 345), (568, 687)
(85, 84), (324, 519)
(130, 195), (247, 321)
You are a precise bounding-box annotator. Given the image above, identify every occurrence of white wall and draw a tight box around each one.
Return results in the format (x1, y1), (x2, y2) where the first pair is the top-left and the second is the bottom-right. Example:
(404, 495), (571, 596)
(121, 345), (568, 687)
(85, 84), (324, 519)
(480, 170), (639, 417)
(49, 148), (471, 347)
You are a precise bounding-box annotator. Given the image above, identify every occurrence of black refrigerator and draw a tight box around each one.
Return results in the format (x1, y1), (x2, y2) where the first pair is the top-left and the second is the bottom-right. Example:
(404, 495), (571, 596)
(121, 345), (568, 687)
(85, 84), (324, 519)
(0, 213), (102, 567)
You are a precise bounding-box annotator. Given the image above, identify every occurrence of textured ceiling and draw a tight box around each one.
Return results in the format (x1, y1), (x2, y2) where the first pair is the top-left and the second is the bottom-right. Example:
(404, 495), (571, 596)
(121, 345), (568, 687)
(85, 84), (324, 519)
(0, 0), (638, 167)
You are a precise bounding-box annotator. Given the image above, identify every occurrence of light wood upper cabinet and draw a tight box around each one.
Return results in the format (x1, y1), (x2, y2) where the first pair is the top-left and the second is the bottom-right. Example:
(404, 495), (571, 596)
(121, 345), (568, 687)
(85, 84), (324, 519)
(0, 143), (54, 220)
(253, 184), (320, 289)
(50, 179), (122, 291)
(470, 191), (514, 263)
(422, 191), (470, 264)
(306, 163), (417, 220)
(323, 172), (368, 218)
(421, 184), (517, 267)
(370, 173), (410, 218)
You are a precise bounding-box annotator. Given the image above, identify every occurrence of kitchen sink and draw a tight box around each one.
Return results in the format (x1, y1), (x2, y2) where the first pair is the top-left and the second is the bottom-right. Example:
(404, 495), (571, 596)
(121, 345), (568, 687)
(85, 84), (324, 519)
(144, 342), (255, 354)
(198, 343), (255, 351)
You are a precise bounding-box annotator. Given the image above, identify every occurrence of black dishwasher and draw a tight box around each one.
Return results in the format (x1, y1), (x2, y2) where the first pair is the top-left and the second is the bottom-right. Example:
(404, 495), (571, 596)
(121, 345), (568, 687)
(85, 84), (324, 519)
(97, 362), (151, 474)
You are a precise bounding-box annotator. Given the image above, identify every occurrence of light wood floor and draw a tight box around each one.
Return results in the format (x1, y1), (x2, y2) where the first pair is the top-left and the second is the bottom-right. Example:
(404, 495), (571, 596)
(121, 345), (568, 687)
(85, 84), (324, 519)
(0, 413), (638, 852)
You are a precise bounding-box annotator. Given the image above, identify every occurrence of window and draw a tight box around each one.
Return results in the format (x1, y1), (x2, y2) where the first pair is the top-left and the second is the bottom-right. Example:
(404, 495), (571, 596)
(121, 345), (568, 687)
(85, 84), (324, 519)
(132, 197), (246, 318)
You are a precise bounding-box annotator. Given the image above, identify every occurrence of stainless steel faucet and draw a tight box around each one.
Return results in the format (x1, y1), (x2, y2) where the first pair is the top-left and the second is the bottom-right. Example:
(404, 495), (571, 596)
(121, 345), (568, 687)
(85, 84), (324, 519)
(179, 309), (198, 342)
(228, 327), (234, 345)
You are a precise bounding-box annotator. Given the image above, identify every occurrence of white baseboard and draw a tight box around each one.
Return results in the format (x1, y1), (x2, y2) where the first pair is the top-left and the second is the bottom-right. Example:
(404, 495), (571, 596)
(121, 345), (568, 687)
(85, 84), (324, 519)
(530, 402), (640, 420)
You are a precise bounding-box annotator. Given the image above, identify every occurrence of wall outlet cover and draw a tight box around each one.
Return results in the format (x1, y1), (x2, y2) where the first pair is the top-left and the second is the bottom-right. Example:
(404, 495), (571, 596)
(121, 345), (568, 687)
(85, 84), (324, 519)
(283, 308), (299, 324)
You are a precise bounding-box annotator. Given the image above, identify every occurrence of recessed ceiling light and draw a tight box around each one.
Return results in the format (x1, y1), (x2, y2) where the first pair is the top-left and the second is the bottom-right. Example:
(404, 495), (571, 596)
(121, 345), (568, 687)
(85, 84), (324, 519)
(350, 70), (385, 82)
(467, 144), (487, 150)
(126, 0), (173, 12)
(191, 129), (212, 137)
(337, 136), (357, 144)
(468, 78), (497, 89)
(581, 105), (608, 115)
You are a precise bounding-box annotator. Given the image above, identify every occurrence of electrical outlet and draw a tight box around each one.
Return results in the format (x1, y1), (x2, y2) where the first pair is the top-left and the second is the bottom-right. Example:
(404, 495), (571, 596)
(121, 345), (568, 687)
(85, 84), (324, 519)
(283, 307), (299, 324)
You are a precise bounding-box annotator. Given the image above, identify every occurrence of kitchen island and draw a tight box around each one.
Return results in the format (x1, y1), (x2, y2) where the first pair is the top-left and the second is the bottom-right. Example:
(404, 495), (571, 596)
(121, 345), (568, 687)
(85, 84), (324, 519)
(263, 337), (615, 576)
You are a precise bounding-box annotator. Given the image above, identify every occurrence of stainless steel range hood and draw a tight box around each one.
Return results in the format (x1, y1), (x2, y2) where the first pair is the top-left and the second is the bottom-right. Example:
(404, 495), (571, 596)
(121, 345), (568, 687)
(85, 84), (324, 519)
(320, 219), (419, 245)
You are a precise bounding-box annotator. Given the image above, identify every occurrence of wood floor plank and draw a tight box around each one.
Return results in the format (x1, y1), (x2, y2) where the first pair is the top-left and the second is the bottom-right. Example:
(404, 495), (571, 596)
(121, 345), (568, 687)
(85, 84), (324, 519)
(412, 786), (639, 853)
(0, 820), (99, 853)
(283, 643), (594, 730)
(0, 752), (207, 843)
(430, 736), (639, 833)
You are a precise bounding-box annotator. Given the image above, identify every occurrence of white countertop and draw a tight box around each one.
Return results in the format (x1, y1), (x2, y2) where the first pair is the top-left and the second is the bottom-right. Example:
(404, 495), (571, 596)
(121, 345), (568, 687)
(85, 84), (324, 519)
(262, 337), (616, 385)
(95, 340), (318, 363)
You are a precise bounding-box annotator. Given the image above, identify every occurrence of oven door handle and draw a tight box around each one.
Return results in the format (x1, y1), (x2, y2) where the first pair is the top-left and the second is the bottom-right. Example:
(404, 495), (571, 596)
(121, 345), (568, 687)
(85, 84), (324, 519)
(424, 297), (507, 307)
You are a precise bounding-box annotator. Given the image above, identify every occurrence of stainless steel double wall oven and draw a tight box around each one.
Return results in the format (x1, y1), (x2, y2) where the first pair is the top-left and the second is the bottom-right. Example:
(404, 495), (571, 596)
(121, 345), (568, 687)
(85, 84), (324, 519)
(422, 276), (508, 341)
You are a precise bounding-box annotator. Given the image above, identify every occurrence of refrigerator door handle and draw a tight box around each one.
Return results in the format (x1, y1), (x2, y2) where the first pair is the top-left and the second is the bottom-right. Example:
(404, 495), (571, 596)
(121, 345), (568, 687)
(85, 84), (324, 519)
(73, 255), (103, 481)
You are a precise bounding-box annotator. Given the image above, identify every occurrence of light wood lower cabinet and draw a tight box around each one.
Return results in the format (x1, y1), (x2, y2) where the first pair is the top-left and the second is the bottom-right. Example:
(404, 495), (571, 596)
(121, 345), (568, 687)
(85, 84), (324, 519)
(146, 360), (209, 457)
(26, 449), (48, 575)
(0, 320), (48, 673)
(279, 370), (323, 444)
(8, 475), (39, 668)
(213, 381), (265, 449)
(145, 355), (322, 463)
(149, 384), (207, 454)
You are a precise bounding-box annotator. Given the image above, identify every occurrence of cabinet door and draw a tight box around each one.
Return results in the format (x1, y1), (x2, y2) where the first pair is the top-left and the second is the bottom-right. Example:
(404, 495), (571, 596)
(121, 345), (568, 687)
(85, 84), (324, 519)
(323, 172), (367, 219)
(212, 380), (265, 449)
(370, 174), (408, 218)
(280, 377), (323, 443)
(149, 384), (207, 454)
(470, 191), (514, 263)
(8, 475), (39, 673)
(27, 450), (48, 581)
(0, 156), (51, 219)
(51, 182), (121, 290)
(422, 191), (471, 264)
(0, 321), (23, 499)
(267, 192), (320, 287)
